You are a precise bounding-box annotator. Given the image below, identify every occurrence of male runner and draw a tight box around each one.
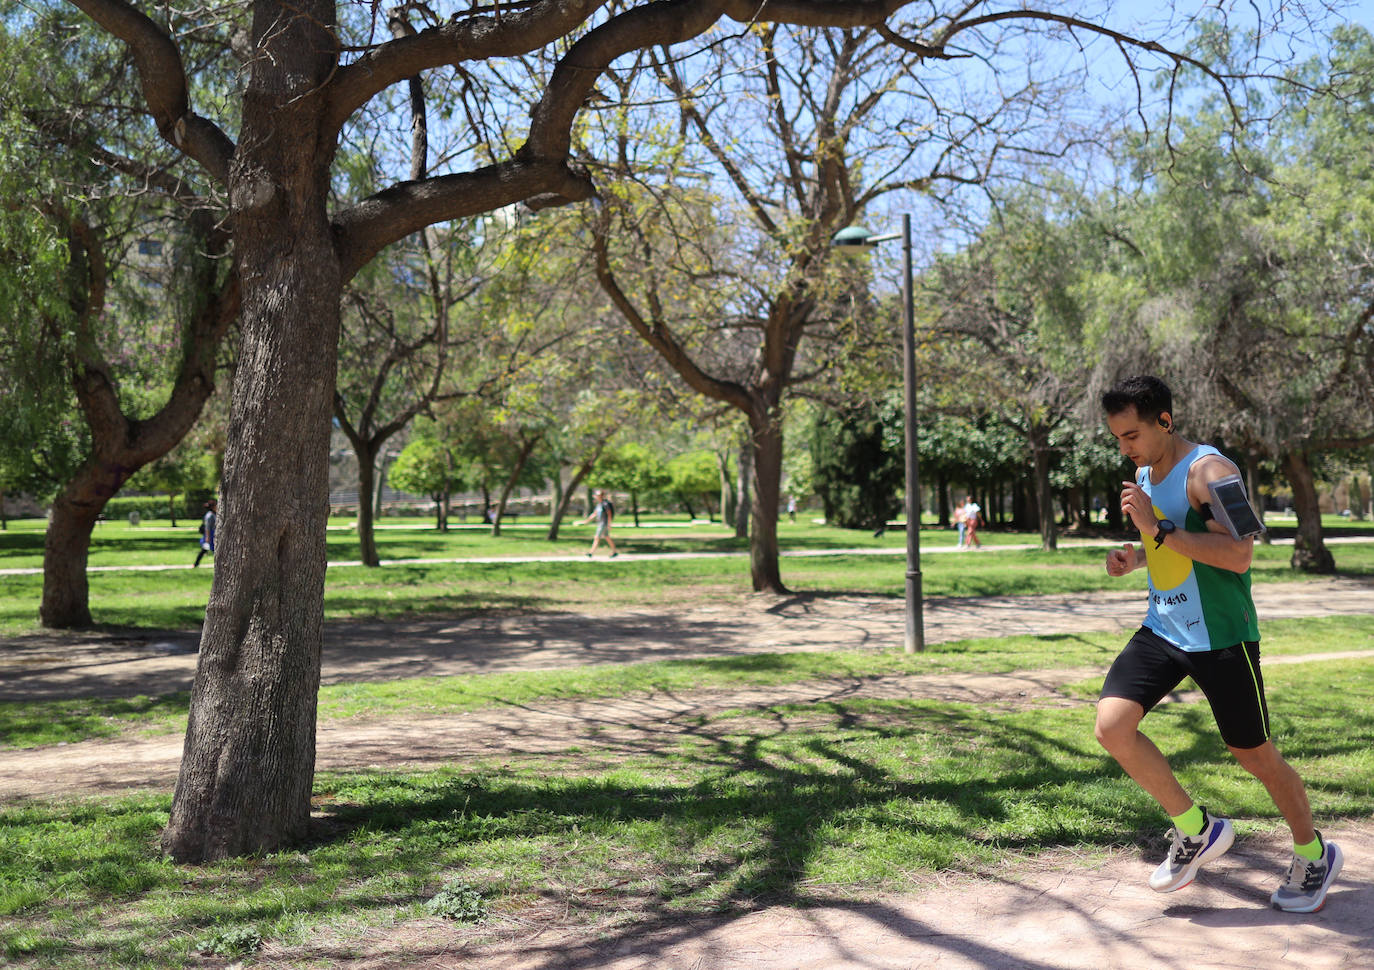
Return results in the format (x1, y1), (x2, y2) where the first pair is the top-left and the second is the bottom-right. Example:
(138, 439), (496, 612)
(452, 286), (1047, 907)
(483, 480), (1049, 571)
(1096, 375), (1341, 913)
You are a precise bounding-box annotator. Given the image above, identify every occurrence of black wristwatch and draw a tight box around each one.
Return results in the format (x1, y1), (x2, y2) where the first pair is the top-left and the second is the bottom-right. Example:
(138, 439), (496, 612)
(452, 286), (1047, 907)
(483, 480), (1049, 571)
(1154, 518), (1176, 549)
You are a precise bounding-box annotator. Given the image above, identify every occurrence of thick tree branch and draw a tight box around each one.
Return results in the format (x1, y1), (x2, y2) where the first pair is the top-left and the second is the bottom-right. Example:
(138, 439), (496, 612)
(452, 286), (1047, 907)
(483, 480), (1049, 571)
(591, 214), (751, 412)
(331, 159), (593, 282)
(65, 0), (236, 183)
(325, 0), (605, 135)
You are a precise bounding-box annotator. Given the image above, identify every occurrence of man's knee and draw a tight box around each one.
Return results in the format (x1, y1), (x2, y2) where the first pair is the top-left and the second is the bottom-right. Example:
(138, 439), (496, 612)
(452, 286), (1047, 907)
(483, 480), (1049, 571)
(1095, 698), (1145, 754)
(1229, 740), (1286, 780)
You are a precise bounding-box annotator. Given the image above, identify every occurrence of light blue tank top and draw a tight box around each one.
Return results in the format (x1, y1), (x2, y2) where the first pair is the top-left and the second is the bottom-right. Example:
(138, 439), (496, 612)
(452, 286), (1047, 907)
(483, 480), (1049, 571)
(1138, 444), (1259, 651)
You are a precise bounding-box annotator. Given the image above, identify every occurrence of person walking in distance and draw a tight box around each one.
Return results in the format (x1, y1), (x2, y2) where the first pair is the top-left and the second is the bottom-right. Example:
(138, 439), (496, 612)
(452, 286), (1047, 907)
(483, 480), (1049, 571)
(962, 495), (982, 549)
(580, 489), (618, 558)
(953, 497), (967, 549)
(194, 499), (217, 568)
(1097, 375), (1340, 913)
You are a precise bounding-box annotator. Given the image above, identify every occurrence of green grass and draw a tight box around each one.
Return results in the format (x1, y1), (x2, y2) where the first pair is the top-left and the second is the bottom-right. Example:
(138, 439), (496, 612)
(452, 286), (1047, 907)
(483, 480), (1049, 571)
(2, 530), (1372, 637)
(2, 633), (1372, 968)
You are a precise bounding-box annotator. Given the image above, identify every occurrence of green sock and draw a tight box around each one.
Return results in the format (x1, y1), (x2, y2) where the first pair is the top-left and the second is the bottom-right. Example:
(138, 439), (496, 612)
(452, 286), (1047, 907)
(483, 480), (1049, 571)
(1171, 805), (1206, 837)
(1295, 834), (1323, 862)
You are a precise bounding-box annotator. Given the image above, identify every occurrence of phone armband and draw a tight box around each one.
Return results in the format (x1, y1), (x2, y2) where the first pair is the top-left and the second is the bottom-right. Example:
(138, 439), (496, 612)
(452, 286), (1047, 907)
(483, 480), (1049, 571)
(1206, 474), (1264, 540)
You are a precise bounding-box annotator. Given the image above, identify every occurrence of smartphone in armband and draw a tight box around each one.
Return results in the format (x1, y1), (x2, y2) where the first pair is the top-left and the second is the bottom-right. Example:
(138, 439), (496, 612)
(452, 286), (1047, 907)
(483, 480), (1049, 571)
(1206, 474), (1265, 540)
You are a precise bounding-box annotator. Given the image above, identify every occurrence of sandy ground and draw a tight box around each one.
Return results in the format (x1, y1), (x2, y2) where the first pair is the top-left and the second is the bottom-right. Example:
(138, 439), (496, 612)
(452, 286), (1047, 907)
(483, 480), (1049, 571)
(2, 576), (1373, 969)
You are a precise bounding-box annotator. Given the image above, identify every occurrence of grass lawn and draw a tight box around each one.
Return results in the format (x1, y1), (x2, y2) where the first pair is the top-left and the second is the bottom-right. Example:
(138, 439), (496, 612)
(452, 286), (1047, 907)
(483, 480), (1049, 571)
(1, 517), (1371, 637)
(2, 622), (1372, 968)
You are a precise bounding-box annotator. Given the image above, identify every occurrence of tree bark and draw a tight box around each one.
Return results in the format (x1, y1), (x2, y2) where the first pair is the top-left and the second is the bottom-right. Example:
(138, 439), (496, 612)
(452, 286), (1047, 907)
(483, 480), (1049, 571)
(1245, 450), (1270, 544)
(40, 463), (127, 628)
(352, 444), (380, 566)
(1030, 424), (1057, 550)
(491, 436), (538, 537)
(1282, 450), (1334, 573)
(734, 431), (752, 539)
(38, 205), (232, 629)
(748, 407), (787, 594)
(718, 450), (734, 525)
(549, 457), (594, 540)
(162, 0), (339, 863)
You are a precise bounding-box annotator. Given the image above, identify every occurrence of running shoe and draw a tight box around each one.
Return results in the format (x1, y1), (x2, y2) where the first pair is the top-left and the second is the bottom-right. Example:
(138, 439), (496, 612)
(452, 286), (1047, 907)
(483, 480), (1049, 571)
(1271, 837), (1343, 913)
(1149, 808), (1235, 892)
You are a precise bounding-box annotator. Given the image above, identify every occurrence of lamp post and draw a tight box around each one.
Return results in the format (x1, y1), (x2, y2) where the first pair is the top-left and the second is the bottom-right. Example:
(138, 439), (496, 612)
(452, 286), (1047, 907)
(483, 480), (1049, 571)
(832, 215), (923, 653)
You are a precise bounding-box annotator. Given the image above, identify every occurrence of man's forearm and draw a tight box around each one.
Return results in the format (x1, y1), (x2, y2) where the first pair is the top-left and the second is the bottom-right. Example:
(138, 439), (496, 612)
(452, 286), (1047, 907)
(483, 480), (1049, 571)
(1156, 528), (1253, 573)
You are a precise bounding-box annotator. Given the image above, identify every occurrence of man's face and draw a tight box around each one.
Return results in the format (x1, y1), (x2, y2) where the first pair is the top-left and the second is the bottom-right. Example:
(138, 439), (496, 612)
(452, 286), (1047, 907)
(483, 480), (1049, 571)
(1106, 405), (1171, 468)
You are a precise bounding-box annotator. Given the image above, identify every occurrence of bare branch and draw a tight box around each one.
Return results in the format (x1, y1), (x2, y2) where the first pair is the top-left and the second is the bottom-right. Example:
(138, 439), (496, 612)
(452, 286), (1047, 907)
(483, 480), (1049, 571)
(324, 0), (605, 135)
(332, 159), (593, 282)
(66, 0), (235, 183)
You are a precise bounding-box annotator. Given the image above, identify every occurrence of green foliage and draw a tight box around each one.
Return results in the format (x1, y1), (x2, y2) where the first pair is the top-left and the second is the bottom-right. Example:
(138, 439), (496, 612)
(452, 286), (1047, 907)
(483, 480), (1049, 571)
(595, 441), (671, 497)
(389, 434), (467, 500)
(423, 878), (487, 922)
(195, 924), (263, 957)
(810, 401), (904, 530)
(664, 450), (720, 515)
(0, 106), (81, 497)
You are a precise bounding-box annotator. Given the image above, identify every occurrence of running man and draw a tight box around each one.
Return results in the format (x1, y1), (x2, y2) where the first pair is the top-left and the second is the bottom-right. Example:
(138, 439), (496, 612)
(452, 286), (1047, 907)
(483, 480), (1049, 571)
(1096, 375), (1341, 913)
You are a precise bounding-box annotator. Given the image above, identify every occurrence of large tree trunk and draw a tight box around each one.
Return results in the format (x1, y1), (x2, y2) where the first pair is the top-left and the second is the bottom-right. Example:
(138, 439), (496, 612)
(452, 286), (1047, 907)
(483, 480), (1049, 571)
(1245, 451), (1271, 545)
(734, 430), (752, 539)
(162, 0), (339, 863)
(353, 442), (380, 566)
(549, 458), (594, 541)
(1282, 449), (1334, 573)
(39, 208), (231, 629)
(718, 450), (735, 525)
(40, 462), (129, 628)
(748, 408), (787, 594)
(1030, 425), (1057, 551)
(491, 437), (537, 538)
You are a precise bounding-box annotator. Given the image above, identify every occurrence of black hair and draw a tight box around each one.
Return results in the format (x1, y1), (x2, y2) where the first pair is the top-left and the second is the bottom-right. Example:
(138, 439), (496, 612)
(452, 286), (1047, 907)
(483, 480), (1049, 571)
(1101, 375), (1173, 424)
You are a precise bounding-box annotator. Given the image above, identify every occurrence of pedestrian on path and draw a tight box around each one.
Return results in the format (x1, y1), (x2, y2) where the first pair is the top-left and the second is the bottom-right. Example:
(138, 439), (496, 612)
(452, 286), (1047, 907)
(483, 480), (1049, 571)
(193, 500), (217, 568)
(580, 489), (618, 558)
(953, 498), (967, 548)
(962, 495), (982, 549)
(1096, 375), (1340, 913)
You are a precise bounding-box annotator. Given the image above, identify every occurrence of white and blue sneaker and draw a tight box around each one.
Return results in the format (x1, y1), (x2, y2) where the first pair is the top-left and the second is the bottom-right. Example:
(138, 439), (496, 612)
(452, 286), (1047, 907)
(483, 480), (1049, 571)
(1271, 836), (1343, 913)
(1149, 808), (1235, 892)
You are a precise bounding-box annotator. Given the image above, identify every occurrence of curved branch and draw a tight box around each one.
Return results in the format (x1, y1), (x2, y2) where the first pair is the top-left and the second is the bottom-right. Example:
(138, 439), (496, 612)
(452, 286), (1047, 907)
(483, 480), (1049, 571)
(331, 159), (594, 282)
(591, 211), (752, 413)
(931, 10), (1248, 125)
(66, 0), (236, 184)
(525, 0), (727, 161)
(325, 0), (604, 135)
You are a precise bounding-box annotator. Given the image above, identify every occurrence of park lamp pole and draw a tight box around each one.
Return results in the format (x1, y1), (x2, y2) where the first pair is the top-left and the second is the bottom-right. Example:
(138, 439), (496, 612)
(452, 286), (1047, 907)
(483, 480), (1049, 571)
(832, 215), (924, 653)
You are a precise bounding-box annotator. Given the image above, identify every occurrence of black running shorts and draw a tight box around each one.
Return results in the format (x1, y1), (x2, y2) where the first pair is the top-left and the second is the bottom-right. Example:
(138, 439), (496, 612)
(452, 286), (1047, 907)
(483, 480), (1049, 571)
(1100, 625), (1271, 750)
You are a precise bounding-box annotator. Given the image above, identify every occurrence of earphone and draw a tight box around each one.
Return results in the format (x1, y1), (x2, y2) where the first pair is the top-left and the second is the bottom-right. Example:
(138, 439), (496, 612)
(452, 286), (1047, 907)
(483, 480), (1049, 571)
(1157, 414), (1173, 433)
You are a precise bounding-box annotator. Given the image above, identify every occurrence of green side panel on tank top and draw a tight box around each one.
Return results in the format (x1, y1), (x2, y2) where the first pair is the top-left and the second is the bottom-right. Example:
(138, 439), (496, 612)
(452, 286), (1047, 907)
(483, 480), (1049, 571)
(1185, 507), (1260, 648)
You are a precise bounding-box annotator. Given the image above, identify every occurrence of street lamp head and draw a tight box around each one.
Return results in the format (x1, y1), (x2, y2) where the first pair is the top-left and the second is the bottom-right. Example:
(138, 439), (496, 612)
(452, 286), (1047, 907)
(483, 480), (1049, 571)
(831, 225), (875, 255)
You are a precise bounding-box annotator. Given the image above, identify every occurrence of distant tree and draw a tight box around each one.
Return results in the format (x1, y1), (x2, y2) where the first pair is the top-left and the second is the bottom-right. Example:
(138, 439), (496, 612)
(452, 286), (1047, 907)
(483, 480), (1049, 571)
(810, 401), (904, 531)
(596, 441), (671, 526)
(1091, 28), (1374, 570)
(388, 431), (468, 532)
(665, 450), (721, 521)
